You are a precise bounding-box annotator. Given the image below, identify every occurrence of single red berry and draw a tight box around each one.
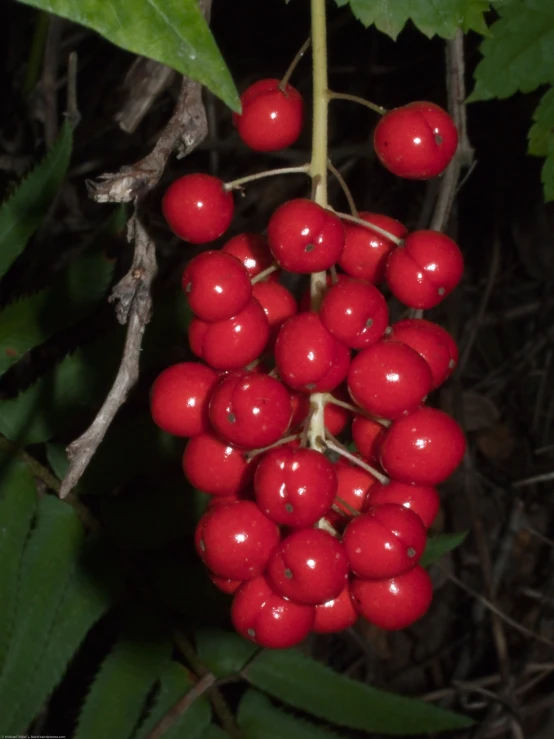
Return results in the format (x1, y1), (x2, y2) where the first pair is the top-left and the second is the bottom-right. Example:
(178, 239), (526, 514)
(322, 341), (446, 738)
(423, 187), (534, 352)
(351, 415), (385, 462)
(274, 312), (336, 390)
(233, 79), (304, 152)
(254, 447), (337, 527)
(162, 173), (234, 244)
(366, 480), (440, 529)
(309, 341), (351, 393)
(326, 459), (377, 528)
(323, 387), (351, 436)
(385, 230), (464, 309)
(388, 318), (458, 389)
(339, 212), (408, 284)
(182, 432), (255, 496)
(195, 500), (280, 581)
(252, 281), (297, 347)
(320, 278), (389, 350)
(267, 199), (345, 273)
(348, 340), (432, 420)
(221, 232), (276, 280)
(232, 574), (315, 649)
(351, 565), (433, 630)
(313, 582), (358, 634)
(182, 251), (252, 322)
(189, 297), (269, 370)
(208, 572), (243, 595)
(267, 528), (349, 605)
(150, 362), (218, 437)
(209, 371), (292, 449)
(379, 407), (466, 485)
(373, 102), (458, 179)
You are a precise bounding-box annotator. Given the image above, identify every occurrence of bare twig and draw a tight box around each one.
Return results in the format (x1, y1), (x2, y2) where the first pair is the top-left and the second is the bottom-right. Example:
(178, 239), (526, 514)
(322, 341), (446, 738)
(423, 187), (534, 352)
(115, 58), (176, 134)
(40, 16), (63, 147)
(145, 672), (216, 739)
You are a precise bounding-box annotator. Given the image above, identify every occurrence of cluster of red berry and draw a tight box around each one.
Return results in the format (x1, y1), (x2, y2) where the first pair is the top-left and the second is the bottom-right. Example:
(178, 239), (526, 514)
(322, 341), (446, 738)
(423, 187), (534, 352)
(151, 77), (466, 649)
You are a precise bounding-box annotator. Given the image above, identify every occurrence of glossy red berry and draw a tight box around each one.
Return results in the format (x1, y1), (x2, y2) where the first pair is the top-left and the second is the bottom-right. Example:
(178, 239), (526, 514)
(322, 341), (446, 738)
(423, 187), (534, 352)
(379, 407), (466, 485)
(195, 500), (280, 581)
(385, 230), (464, 309)
(208, 572), (243, 595)
(320, 278), (389, 350)
(373, 102), (458, 180)
(343, 504), (426, 579)
(162, 173), (234, 244)
(351, 565), (433, 630)
(274, 313), (336, 391)
(351, 415), (385, 462)
(182, 432), (255, 496)
(267, 199), (345, 273)
(182, 251), (252, 322)
(327, 459), (376, 528)
(254, 447), (337, 527)
(233, 79), (304, 152)
(388, 318), (458, 389)
(232, 574), (315, 649)
(267, 528), (349, 605)
(366, 480), (440, 529)
(348, 340), (432, 420)
(221, 232), (276, 280)
(313, 583), (358, 634)
(150, 362), (218, 437)
(209, 371), (292, 449)
(309, 341), (351, 393)
(339, 212), (408, 284)
(252, 281), (297, 346)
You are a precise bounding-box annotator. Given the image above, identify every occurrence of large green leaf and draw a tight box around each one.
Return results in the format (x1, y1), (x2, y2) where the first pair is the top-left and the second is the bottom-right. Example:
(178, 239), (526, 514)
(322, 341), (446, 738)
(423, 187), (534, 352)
(196, 629), (258, 678)
(245, 650), (473, 735)
(529, 85), (554, 201)
(0, 121), (72, 280)
(420, 531), (468, 567)
(17, 0), (239, 111)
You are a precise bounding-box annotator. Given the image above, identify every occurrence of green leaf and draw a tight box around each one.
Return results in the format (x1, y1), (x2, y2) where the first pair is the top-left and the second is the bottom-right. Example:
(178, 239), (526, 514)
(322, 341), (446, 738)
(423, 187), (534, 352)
(469, 0), (554, 102)
(238, 690), (346, 739)
(199, 726), (229, 739)
(245, 650), (473, 735)
(17, 0), (239, 111)
(529, 86), (554, 155)
(540, 147), (554, 201)
(196, 629), (258, 678)
(0, 121), (72, 280)
(420, 531), (468, 567)
(75, 611), (172, 739)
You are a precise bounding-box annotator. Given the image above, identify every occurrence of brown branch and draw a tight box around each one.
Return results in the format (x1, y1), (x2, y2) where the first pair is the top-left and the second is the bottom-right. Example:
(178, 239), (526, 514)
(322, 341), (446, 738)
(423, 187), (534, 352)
(115, 58), (176, 135)
(146, 672), (216, 739)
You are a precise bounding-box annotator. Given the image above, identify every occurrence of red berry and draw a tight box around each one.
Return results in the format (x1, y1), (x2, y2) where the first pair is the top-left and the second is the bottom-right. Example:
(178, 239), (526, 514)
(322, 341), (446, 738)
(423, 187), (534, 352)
(209, 371), (292, 449)
(388, 318), (458, 389)
(366, 480), (440, 529)
(274, 313), (336, 391)
(327, 459), (376, 528)
(351, 565), (433, 630)
(252, 281), (297, 347)
(195, 500), (280, 581)
(182, 251), (252, 322)
(320, 278), (389, 350)
(232, 575), (314, 649)
(268, 199), (345, 273)
(182, 432), (255, 496)
(234, 79), (304, 152)
(162, 173), (234, 244)
(221, 232), (275, 280)
(323, 388), (351, 436)
(351, 415), (385, 462)
(150, 362), (218, 437)
(189, 297), (269, 370)
(313, 583), (358, 634)
(339, 212), (408, 283)
(309, 341), (351, 393)
(267, 528), (349, 605)
(348, 340), (432, 420)
(208, 572), (242, 595)
(385, 230), (464, 309)
(343, 504), (426, 579)
(373, 102), (458, 180)
(254, 447), (337, 527)
(379, 407), (466, 485)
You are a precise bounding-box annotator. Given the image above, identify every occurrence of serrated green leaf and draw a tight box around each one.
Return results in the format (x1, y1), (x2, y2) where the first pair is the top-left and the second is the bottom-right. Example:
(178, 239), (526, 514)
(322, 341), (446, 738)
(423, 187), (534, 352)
(540, 149), (554, 201)
(0, 495), (85, 732)
(245, 650), (473, 735)
(420, 531), (468, 567)
(196, 629), (258, 678)
(0, 121), (72, 280)
(239, 690), (346, 739)
(17, 0), (239, 111)
(529, 86), (554, 155)
(75, 611), (172, 739)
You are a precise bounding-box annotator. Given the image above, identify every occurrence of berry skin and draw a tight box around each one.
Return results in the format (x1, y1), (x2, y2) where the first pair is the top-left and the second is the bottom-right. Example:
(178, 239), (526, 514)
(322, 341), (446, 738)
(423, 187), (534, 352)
(348, 340), (433, 420)
(388, 318), (458, 389)
(379, 407), (466, 485)
(366, 480), (440, 529)
(221, 232), (276, 280)
(254, 446), (337, 527)
(182, 432), (255, 496)
(339, 212), (408, 284)
(320, 278), (389, 350)
(327, 459), (377, 528)
(309, 341), (351, 393)
(313, 583), (358, 634)
(268, 199), (345, 273)
(208, 572), (243, 595)
(195, 500), (280, 581)
(252, 281), (298, 347)
(182, 251), (252, 322)
(209, 371), (292, 449)
(150, 362), (218, 437)
(373, 102), (458, 180)
(274, 312), (336, 390)
(351, 565), (433, 630)
(267, 528), (349, 605)
(385, 230), (464, 310)
(233, 79), (304, 152)
(162, 173), (234, 244)
(343, 504), (427, 579)
(232, 575), (315, 649)
(351, 415), (385, 462)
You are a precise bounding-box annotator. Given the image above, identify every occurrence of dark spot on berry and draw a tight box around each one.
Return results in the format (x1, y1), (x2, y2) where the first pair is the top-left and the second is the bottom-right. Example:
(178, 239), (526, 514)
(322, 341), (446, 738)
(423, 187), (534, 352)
(284, 568), (293, 579)
(305, 383), (316, 390)
(228, 413), (236, 424)
(365, 318), (373, 329)
(185, 282), (192, 293)
(247, 628), (256, 637)
(407, 547), (416, 558)
(438, 287), (446, 296)
(285, 503), (294, 513)
(304, 243), (315, 252)
(384, 326), (392, 335)
(434, 134), (443, 146)
(448, 359), (456, 369)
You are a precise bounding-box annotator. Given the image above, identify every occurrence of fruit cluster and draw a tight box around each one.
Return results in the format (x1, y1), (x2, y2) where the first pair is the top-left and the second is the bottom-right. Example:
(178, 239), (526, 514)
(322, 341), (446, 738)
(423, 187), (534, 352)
(151, 77), (466, 649)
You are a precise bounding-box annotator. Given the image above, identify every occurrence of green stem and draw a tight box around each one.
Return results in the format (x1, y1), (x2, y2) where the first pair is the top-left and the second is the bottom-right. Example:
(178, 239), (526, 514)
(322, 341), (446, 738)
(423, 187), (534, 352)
(0, 433), (61, 493)
(224, 164), (310, 191)
(328, 91), (386, 116)
(280, 36), (311, 90)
